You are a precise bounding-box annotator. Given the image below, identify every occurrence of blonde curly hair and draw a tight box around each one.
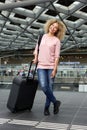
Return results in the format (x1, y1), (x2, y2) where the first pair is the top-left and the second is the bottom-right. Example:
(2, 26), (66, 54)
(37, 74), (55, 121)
(44, 19), (66, 41)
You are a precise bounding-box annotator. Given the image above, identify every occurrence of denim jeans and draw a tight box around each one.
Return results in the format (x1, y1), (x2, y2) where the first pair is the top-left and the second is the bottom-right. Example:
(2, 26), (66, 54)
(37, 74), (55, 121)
(37, 69), (57, 108)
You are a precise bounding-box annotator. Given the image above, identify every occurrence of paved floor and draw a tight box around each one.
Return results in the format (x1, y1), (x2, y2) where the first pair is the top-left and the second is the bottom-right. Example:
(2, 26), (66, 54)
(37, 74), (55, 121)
(0, 88), (87, 130)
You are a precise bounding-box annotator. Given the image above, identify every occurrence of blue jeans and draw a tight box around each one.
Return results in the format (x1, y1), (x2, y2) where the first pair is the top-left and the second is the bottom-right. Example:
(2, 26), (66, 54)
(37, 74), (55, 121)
(37, 69), (57, 108)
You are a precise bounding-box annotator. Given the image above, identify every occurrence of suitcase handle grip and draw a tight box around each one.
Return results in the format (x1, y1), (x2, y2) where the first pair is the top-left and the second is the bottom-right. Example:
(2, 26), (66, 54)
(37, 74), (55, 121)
(27, 61), (37, 80)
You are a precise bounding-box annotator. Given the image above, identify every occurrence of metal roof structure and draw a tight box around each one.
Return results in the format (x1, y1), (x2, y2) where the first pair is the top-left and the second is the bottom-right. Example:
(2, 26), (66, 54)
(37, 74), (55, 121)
(0, 0), (87, 58)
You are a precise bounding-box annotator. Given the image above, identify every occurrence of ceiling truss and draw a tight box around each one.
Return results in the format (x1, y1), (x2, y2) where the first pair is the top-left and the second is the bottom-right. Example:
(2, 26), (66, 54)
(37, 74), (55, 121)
(0, 0), (87, 58)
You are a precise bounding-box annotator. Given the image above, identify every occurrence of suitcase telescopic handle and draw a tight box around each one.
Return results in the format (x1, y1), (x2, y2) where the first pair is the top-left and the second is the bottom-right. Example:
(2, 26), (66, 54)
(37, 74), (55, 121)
(27, 61), (37, 80)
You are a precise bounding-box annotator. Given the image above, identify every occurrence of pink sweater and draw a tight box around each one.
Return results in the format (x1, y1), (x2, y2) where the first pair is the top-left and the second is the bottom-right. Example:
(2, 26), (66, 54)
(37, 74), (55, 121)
(34, 34), (61, 69)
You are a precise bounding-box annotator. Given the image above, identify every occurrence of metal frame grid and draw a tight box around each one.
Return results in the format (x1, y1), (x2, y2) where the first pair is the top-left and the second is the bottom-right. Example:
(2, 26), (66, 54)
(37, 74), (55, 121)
(0, 0), (87, 58)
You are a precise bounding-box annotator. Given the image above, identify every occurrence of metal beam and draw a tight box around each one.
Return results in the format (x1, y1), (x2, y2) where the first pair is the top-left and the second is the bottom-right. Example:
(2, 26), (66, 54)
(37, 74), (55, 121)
(0, 0), (55, 11)
(73, 0), (87, 4)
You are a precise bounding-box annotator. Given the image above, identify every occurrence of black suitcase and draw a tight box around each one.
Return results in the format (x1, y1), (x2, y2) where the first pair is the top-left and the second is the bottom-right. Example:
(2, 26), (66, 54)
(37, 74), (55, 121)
(7, 61), (38, 113)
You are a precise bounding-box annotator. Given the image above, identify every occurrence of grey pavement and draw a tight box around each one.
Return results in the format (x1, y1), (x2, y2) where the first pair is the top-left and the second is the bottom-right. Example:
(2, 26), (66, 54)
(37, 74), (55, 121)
(0, 87), (87, 130)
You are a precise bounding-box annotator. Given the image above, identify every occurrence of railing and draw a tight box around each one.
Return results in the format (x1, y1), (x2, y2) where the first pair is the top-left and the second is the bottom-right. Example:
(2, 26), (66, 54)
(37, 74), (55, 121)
(0, 76), (14, 84)
(0, 76), (86, 92)
(0, 76), (81, 84)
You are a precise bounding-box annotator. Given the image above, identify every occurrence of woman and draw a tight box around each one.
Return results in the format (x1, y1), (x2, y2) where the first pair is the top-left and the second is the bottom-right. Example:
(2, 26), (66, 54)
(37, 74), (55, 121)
(33, 19), (66, 115)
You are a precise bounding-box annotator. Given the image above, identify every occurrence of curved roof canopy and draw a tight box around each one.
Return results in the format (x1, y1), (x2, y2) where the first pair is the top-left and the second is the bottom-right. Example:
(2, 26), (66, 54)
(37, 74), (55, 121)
(0, 0), (87, 57)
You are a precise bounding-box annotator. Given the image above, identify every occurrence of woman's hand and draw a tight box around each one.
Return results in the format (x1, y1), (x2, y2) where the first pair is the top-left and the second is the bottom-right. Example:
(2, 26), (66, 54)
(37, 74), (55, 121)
(32, 58), (38, 64)
(50, 69), (57, 78)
